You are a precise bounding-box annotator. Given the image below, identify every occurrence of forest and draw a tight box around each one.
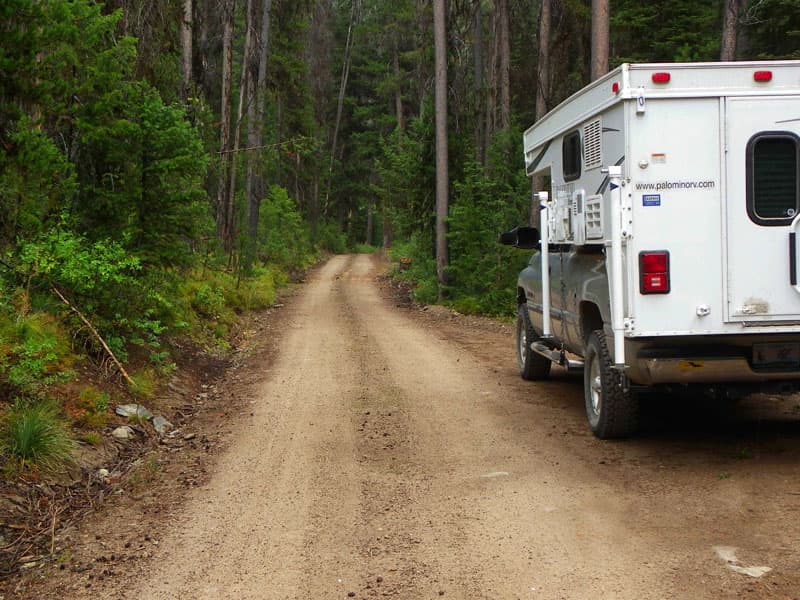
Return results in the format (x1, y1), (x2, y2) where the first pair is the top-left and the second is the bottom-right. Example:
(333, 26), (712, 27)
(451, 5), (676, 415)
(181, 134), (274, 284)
(0, 0), (798, 474)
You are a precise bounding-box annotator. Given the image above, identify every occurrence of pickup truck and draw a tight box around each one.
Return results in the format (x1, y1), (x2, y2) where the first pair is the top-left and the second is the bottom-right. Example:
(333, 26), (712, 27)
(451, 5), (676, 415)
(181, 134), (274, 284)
(503, 61), (800, 438)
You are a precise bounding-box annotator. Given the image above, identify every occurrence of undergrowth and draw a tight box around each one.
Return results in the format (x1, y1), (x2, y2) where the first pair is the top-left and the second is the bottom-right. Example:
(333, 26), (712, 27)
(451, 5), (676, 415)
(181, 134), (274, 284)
(0, 256), (299, 477)
(0, 179), (325, 479)
(1, 399), (75, 473)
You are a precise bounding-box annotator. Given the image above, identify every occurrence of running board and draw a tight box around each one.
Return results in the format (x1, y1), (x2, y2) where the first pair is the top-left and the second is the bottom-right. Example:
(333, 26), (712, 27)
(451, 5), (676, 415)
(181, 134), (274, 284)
(531, 342), (585, 374)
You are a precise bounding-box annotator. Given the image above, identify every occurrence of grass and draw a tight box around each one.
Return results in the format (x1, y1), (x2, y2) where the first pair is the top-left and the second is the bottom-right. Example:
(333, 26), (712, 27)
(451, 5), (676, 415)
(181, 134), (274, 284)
(352, 243), (378, 254)
(1, 399), (75, 471)
(80, 432), (103, 446)
(129, 369), (158, 399)
(175, 265), (282, 346)
(225, 265), (279, 311)
(0, 310), (76, 393)
(71, 386), (111, 428)
(126, 456), (161, 491)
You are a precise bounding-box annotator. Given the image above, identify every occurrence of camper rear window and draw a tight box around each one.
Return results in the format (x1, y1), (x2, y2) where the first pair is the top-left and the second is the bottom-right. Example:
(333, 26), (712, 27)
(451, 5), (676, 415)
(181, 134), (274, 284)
(563, 131), (581, 182)
(747, 133), (799, 226)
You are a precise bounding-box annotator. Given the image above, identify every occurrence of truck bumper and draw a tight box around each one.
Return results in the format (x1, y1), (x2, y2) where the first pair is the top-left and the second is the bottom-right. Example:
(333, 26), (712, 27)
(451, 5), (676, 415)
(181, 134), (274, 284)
(625, 335), (800, 386)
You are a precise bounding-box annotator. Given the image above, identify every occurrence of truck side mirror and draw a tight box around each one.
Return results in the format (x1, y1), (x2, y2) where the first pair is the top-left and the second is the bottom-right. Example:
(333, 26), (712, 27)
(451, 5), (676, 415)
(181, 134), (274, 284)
(499, 226), (540, 249)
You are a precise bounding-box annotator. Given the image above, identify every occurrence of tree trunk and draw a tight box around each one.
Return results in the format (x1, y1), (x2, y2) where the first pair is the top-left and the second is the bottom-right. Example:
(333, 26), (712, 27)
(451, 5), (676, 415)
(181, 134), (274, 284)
(244, 0), (273, 267)
(365, 201), (373, 246)
(382, 218), (393, 249)
(181, 0), (193, 99)
(415, 0), (430, 117)
(393, 38), (404, 131)
(485, 1), (497, 145)
(497, 0), (511, 130)
(590, 0), (610, 81)
(473, 2), (486, 166)
(535, 0), (551, 122)
(197, 0), (210, 97)
(330, 0), (358, 183)
(533, 0), (552, 231)
(385, 33), (403, 249)
(434, 0), (449, 297)
(217, 0), (235, 250)
(225, 0), (256, 257)
(720, 0), (740, 61)
(308, 0), (333, 234)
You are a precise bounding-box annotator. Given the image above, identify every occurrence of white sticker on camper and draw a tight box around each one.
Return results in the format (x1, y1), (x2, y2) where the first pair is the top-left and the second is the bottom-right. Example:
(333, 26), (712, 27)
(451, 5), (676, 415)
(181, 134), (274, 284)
(642, 194), (661, 207)
(635, 180), (716, 192)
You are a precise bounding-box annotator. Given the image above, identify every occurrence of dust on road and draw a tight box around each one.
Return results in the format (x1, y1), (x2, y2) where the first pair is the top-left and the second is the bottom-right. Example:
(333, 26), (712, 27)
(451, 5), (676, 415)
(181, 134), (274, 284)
(109, 254), (800, 599)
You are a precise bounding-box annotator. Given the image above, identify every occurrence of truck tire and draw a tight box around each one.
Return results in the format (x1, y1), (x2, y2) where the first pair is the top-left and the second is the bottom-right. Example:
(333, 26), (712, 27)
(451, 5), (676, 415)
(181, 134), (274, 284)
(583, 330), (638, 438)
(516, 305), (551, 380)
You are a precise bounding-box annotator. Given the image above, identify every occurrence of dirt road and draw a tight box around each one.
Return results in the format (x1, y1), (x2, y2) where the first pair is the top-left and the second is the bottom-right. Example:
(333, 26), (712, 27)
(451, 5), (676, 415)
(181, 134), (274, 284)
(113, 254), (800, 599)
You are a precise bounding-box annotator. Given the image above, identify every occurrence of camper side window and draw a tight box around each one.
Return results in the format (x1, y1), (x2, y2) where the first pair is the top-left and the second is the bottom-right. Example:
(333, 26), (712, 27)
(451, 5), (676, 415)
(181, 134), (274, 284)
(747, 132), (799, 226)
(562, 131), (581, 182)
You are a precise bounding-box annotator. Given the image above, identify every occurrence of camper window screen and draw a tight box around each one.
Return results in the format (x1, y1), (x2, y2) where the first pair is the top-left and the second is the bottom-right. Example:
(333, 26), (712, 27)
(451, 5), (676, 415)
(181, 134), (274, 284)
(563, 131), (581, 182)
(747, 133), (799, 225)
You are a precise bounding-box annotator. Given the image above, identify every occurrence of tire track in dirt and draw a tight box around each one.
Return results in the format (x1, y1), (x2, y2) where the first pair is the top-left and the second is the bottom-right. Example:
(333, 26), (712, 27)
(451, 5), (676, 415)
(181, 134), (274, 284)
(125, 255), (368, 598)
(339, 255), (679, 599)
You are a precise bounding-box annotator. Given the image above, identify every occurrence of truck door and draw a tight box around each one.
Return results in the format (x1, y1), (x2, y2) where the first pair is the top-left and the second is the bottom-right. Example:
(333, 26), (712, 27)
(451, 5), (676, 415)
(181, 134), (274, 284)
(725, 96), (800, 323)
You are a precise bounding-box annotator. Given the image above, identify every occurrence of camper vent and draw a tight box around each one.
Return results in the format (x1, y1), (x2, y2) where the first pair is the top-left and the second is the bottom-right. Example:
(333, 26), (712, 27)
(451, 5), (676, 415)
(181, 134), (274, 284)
(583, 119), (602, 170)
(585, 195), (604, 239)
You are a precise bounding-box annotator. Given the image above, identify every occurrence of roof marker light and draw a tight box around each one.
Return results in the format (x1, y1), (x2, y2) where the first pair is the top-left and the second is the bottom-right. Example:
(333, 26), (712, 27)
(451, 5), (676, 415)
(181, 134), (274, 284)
(754, 70), (772, 82)
(612, 82), (620, 94)
(652, 72), (671, 84)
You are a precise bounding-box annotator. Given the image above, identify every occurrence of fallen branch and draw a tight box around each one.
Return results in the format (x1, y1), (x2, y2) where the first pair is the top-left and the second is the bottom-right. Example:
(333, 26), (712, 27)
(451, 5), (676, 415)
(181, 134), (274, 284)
(51, 286), (135, 387)
(49, 504), (64, 556)
(0, 532), (26, 551)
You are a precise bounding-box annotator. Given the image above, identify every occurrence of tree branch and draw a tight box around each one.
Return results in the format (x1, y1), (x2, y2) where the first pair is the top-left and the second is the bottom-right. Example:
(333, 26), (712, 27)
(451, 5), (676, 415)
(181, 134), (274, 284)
(51, 286), (135, 387)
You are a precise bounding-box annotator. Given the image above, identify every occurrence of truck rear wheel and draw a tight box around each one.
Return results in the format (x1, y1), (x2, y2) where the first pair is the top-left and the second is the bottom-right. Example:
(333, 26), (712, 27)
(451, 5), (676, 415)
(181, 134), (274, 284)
(584, 330), (638, 438)
(516, 305), (551, 380)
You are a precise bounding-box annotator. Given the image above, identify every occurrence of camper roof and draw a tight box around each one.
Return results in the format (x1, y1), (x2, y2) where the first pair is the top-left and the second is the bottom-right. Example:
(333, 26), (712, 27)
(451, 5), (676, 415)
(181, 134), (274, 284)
(523, 60), (800, 170)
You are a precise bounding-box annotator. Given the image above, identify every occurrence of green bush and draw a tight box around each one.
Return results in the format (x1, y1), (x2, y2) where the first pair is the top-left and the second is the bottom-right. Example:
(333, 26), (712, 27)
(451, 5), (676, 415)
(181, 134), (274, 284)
(389, 233), (438, 305)
(316, 220), (348, 254)
(352, 243), (378, 254)
(75, 386), (110, 428)
(446, 161), (530, 315)
(191, 282), (227, 319)
(224, 265), (279, 311)
(15, 229), (151, 354)
(12, 229), (172, 362)
(174, 263), (283, 346)
(0, 118), (77, 246)
(0, 312), (74, 395)
(129, 368), (157, 399)
(1, 399), (75, 470)
(176, 272), (236, 343)
(259, 185), (318, 269)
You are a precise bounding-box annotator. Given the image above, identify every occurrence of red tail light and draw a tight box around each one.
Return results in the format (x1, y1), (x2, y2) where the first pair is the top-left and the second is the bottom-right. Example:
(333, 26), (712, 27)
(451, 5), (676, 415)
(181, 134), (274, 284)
(640, 251), (670, 294)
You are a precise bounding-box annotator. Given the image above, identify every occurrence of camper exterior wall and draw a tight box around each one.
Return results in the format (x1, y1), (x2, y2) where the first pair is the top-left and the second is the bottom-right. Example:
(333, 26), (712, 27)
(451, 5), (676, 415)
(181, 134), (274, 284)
(520, 102), (624, 347)
(626, 96), (726, 337)
(524, 67), (622, 174)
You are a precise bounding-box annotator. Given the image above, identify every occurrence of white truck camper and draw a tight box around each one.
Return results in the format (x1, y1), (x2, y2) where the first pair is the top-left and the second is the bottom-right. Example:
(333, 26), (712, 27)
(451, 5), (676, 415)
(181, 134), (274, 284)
(501, 61), (800, 438)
